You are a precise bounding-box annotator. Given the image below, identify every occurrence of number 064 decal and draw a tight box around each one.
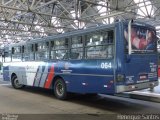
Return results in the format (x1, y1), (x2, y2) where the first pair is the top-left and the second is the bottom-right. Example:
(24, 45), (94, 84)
(101, 62), (112, 69)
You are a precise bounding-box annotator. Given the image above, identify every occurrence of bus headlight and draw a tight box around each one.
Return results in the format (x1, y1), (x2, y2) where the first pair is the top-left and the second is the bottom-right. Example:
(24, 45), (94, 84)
(117, 74), (125, 82)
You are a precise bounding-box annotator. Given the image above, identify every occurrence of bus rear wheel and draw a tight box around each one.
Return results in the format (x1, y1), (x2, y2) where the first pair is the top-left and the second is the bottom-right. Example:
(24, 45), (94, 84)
(11, 75), (25, 89)
(54, 78), (67, 100)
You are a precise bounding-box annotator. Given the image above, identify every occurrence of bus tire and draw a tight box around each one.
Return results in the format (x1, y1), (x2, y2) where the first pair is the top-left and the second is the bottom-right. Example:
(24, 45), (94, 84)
(54, 78), (67, 100)
(11, 75), (25, 89)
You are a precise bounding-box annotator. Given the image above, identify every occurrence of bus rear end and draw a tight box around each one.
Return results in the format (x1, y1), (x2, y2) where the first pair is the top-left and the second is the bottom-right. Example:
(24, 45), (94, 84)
(116, 21), (159, 93)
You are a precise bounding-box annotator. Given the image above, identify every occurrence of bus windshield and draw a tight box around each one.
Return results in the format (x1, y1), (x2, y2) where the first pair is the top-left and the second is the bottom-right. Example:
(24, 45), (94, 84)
(124, 25), (157, 53)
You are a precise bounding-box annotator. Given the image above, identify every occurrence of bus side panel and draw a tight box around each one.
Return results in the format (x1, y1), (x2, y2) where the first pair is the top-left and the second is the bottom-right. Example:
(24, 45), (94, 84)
(25, 62), (56, 88)
(6, 61), (55, 88)
(23, 61), (54, 87)
(5, 62), (42, 86)
(26, 62), (49, 87)
(38, 62), (57, 88)
(54, 59), (115, 94)
(61, 75), (115, 94)
(4, 60), (115, 94)
(3, 60), (116, 94)
(8, 63), (27, 84)
(38, 64), (50, 87)
(33, 65), (46, 87)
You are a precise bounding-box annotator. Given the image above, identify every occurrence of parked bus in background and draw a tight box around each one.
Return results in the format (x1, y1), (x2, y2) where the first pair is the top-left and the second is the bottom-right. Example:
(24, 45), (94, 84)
(2, 20), (159, 100)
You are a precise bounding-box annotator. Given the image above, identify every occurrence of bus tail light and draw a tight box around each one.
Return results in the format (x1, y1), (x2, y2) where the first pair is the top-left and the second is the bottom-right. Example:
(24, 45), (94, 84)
(117, 74), (125, 82)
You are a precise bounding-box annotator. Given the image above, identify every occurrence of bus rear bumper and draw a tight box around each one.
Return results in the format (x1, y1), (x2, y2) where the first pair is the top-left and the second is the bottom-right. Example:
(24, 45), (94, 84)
(116, 81), (159, 93)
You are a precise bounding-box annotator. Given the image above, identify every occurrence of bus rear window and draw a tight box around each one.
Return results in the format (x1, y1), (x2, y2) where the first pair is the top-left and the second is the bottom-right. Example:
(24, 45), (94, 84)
(124, 25), (157, 53)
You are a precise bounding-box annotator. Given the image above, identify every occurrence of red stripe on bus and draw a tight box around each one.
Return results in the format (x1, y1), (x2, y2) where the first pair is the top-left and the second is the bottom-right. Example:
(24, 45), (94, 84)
(44, 64), (54, 88)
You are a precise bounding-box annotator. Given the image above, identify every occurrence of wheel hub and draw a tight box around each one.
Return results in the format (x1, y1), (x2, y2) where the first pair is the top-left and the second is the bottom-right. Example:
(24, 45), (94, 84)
(56, 82), (64, 96)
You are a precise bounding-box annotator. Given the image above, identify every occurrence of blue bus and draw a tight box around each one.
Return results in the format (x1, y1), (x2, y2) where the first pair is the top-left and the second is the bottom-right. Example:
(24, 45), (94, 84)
(2, 20), (159, 99)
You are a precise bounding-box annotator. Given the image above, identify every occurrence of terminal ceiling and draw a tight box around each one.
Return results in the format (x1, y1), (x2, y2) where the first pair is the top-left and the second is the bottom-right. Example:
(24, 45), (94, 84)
(0, 0), (160, 45)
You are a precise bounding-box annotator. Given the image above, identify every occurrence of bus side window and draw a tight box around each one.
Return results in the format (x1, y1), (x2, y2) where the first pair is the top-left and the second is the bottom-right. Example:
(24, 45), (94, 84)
(50, 41), (55, 59)
(35, 42), (50, 60)
(104, 31), (114, 44)
(71, 36), (83, 59)
(51, 38), (69, 60)
(102, 30), (114, 58)
(85, 30), (114, 59)
(12, 46), (22, 62)
(22, 45), (29, 61)
(28, 44), (35, 61)
(85, 32), (104, 59)
(2, 50), (11, 62)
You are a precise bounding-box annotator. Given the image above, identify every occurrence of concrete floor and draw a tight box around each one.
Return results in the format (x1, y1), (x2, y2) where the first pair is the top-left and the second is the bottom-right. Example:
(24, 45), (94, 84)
(1, 78), (160, 120)
(0, 82), (160, 115)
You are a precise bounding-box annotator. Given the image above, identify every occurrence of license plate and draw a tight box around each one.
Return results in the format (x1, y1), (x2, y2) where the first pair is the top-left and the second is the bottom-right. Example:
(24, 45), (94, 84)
(140, 75), (147, 80)
(139, 73), (148, 80)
